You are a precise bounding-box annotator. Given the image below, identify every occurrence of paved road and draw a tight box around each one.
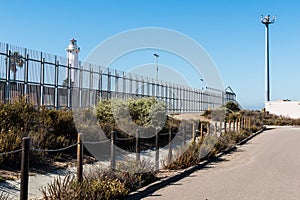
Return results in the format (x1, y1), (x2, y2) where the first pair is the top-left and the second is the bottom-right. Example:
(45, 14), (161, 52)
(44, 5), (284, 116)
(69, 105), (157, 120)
(144, 126), (300, 200)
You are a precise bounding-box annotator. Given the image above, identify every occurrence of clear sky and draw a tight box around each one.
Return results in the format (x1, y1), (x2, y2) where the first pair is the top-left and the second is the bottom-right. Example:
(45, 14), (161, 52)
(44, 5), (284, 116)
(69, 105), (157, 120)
(1, 0), (299, 110)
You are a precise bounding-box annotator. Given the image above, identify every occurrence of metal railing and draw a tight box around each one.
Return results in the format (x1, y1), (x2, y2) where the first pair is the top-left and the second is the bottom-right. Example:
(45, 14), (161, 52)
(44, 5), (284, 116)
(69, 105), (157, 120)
(0, 42), (235, 111)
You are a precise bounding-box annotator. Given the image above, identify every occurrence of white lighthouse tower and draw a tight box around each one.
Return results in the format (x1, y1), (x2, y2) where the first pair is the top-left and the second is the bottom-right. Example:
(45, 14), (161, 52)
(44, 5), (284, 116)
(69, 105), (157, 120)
(66, 38), (80, 86)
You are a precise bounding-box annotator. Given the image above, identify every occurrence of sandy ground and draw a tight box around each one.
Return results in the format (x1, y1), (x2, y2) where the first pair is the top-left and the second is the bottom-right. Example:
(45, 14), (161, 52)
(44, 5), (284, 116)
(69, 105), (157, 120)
(0, 112), (208, 199)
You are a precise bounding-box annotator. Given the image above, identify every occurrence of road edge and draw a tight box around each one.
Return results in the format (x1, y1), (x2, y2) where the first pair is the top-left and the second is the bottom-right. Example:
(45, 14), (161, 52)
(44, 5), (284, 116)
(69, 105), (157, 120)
(124, 126), (266, 200)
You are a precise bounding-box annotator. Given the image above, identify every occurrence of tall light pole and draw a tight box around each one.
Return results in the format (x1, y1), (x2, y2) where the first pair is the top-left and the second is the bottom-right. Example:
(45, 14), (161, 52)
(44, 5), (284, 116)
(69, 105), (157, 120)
(153, 53), (159, 83)
(261, 15), (275, 102)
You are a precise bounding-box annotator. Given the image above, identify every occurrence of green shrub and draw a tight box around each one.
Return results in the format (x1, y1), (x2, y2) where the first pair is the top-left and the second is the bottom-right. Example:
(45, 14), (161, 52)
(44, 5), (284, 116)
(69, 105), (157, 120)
(0, 97), (77, 168)
(224, 101), (240, 113)
(96, 97), (167, 137)
(41, 173), (129, 200)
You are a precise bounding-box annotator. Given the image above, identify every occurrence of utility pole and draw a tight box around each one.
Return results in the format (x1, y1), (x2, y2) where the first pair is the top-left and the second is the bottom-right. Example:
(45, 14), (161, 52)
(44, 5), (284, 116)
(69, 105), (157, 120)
(261, 15), (275, 102)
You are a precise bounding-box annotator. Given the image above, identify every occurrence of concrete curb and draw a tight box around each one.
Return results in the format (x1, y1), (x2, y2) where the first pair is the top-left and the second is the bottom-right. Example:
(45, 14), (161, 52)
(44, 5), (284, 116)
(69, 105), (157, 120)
(124, 127), (266, 200)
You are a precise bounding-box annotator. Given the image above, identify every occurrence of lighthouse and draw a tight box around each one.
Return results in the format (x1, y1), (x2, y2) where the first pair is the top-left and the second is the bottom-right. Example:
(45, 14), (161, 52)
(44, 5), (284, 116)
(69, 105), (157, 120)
(66, 38), (80, 86)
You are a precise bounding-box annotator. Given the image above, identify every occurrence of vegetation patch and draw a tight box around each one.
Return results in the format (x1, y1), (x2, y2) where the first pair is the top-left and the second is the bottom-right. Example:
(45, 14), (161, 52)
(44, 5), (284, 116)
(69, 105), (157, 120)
(41, 159), (157, 200)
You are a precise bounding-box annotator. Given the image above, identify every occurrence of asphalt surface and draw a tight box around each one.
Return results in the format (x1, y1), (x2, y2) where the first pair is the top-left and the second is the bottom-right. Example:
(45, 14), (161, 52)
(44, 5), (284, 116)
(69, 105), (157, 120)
(143, 126), (300, 200)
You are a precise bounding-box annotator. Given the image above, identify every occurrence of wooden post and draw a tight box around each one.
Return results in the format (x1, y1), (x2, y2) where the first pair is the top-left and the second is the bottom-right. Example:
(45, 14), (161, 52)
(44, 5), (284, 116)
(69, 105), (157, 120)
(77, 133), (83, 183)
(167, 129), (172, 165)
(192, 122), (195, 142)
(200, 123), (203, 139)
(135, 130), (140, 163)
(206, 123), (210, 135)
(110, 131), (116, 170)
(248, 118), (251, 129)
(155, 131), (159, 171)
(20, 137), (30, 200)
(183, 126), (186, 145)
(224, 121), (227, 134)
(214, 122), (217, 135)
(233, 120), (236, 133)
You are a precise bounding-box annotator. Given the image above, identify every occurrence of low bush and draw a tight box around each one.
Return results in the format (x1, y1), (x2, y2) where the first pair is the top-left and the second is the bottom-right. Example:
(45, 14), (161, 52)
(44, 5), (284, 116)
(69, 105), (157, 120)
(41, 159), (157, 200)
(0, 97), (77, 169)
(41, 174), (128, 200)
(164, 128), (253, 170)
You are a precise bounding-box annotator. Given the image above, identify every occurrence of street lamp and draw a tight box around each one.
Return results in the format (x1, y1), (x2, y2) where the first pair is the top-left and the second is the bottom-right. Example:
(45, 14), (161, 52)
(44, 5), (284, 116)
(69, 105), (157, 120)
(200, 78), (204, 89)
(153, 53), (159, 83)
(261, 15), (275, 102)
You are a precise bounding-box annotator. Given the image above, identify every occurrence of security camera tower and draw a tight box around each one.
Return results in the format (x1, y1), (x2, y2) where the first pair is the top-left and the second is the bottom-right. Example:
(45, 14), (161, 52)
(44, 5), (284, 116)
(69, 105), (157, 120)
(261, 15), (275, 102)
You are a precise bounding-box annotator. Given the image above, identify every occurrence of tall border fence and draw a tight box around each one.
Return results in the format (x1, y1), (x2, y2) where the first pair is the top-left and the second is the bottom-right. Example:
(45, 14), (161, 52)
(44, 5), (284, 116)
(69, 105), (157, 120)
(0, 42), (235, 111)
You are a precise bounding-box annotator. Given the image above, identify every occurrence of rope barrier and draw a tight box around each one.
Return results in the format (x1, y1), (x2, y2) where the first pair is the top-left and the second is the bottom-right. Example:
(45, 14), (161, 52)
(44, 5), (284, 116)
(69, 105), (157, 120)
(82, 139), (111, 144)
(0, 149), (22, 157)
(31, 143), (78, 152)
(116, 137), (135, 141)
(159, 132), (170, 136)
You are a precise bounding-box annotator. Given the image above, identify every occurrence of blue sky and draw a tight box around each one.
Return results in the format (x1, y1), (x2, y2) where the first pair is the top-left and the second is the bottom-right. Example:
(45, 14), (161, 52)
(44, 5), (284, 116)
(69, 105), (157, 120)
(1, 0), (300, 109)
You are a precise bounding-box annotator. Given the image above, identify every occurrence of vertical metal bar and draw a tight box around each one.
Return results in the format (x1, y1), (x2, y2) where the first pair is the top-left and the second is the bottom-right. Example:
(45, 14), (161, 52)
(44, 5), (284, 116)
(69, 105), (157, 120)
(108, 70), (111, 99)
(99, 69), (102, 101)
(115, 71), (119, 98)
(24, 49), (28, 97)
(79, 63), (82, 107)
(122, 72), (126, 99)
(90, 67), (93, 106)
(40, 56), (45, 107)
(67, 62), (72, 109)
(54, 56), (58, 109)
(5, 49), (10, 102)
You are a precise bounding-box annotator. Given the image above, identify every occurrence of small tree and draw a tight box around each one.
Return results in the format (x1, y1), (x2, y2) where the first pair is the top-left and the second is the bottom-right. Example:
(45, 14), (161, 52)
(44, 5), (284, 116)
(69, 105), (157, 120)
(225, 101), (240, 113)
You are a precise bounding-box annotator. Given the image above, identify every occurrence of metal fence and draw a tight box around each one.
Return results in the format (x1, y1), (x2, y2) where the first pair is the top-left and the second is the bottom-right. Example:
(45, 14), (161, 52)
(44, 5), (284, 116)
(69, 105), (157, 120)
(0, 42), (235, 111)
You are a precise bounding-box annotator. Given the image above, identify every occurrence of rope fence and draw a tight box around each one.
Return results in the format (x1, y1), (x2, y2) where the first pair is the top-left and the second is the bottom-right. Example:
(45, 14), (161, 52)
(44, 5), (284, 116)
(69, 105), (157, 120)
(31, 143), (78, 153)
(0, 117), (256, 200)
(0, 149), (23, 157)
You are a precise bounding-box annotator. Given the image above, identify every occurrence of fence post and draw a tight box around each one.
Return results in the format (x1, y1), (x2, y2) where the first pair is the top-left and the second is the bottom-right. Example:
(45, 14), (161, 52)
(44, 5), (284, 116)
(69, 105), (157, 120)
(20, 137), (30, 200)
(248, 118), (251, 129)
(192, 122), (195, 142)
(110, 131), (116, 170)
(207, 123), (210, 135)
(135, 130), (140, 163)
(155, 131), (159, 171)
(224, 121), (227, 134)
(233, 120), (236, 133)
(183, 126), (186, 145)
(214, 122), (217, 135)
(167, 129), (173, 165)
(200, 123), (203, 139)
(77, 133), (83, 183)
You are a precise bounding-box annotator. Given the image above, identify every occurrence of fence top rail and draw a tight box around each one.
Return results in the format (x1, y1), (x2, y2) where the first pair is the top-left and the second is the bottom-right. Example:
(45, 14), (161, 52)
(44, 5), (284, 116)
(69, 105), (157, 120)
(0, 41), (225, 96)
